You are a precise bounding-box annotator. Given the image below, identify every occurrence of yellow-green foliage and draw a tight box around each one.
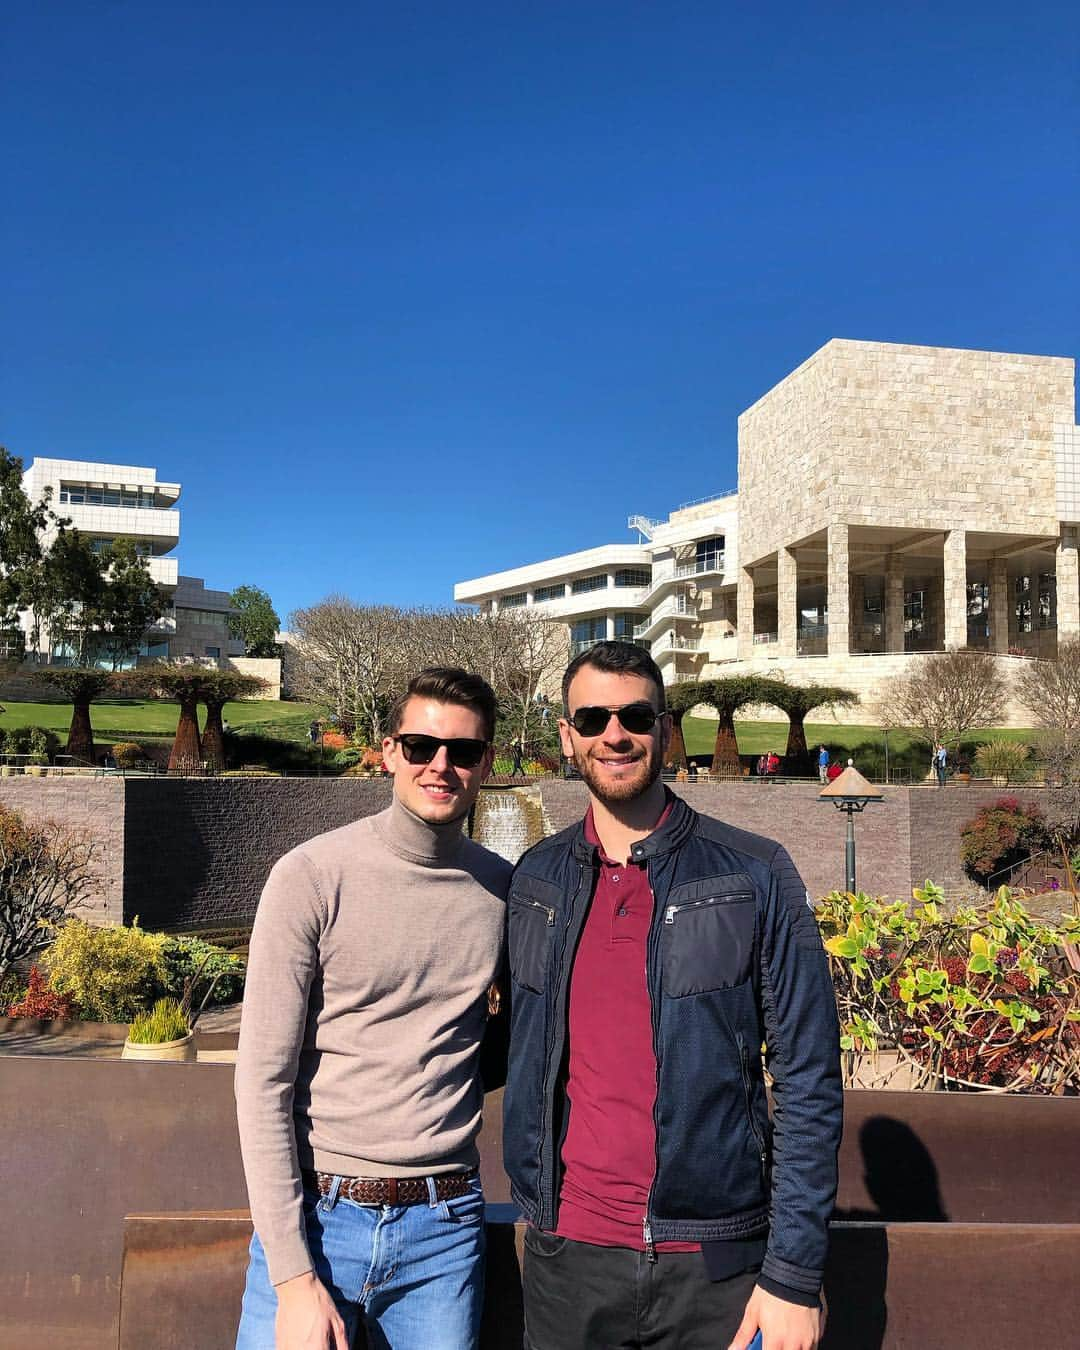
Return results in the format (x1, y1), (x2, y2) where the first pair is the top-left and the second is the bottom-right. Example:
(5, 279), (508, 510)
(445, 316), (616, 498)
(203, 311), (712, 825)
(111, 742), (144, 769)
(44, 919), (167, 1022)
(127, 997), (189, 1044)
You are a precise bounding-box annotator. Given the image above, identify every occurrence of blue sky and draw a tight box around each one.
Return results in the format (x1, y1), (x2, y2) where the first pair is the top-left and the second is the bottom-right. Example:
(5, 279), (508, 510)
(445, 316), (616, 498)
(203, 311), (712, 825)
(4, 2), (1078, 621)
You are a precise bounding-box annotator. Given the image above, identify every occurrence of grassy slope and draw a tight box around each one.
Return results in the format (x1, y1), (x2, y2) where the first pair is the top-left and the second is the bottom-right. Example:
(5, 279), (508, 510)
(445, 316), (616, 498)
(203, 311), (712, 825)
(0, 699), (325, 742)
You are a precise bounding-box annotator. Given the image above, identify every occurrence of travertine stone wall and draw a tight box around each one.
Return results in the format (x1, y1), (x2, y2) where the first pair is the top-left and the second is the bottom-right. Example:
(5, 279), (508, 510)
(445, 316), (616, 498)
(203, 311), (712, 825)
(0, 776), (125, 923)
(702, 651), (1041, 729)
(827, 522), (850, 656)
(737, 340), (1074, 569)
(1057, 528), (1080, 637)
(943, 529), (968, 649)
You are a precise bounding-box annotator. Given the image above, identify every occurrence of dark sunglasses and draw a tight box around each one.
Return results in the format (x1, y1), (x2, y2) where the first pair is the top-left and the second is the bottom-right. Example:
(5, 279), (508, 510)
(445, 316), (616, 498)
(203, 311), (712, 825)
(393, 734), (490, 769)
(568, 702), (664, 737)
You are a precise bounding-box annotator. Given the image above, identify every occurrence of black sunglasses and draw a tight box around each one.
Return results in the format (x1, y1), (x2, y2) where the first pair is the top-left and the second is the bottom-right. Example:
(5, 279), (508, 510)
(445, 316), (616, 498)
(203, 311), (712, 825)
(568, 702), (664, 737)
(393, 734), (490, 769)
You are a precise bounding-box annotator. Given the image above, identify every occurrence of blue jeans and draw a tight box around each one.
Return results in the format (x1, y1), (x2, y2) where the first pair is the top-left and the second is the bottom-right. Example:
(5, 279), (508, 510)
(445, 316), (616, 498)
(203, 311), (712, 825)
(236, 1175), (486, 1349)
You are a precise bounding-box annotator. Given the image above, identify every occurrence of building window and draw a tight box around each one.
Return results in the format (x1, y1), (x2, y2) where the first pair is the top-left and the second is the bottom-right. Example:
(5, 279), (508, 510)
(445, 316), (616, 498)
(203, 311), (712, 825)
(500, 592), (527, 608)
(176, 607), (229, 627)
(88, 537), (152, 556)
(59, 482), (163, 510)
(533, 583), (566, 603)
(695, 537), (724, 572)
(571, 573), (608, 595)
(904, 589), (925, 636)
(612, 614), (647, 641)
(569, 617), (607, 656)
(205, 646), (220, 659)
(614, 568), (651, 588)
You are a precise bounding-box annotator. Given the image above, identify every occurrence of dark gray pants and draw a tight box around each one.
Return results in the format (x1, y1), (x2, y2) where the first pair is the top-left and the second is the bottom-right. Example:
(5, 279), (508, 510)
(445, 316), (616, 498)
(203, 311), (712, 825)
(522, 1230), (759, 1350)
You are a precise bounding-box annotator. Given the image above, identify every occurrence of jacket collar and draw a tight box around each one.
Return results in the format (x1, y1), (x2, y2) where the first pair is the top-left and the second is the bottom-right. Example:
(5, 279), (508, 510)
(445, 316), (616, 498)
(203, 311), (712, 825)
(570, 788), (696, 864)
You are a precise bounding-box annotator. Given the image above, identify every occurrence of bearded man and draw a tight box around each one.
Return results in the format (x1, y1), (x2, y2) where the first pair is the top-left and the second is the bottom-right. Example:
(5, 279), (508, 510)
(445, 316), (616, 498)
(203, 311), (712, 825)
(502, 641), (842, 1350)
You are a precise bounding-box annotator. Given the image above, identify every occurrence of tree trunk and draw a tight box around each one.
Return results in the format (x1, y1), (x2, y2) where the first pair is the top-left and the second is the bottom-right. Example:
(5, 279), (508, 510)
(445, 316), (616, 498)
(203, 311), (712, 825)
(202, 698), (226, 773)
(66, 699), (95, 765)
(168, 694), (203, 773)
(665, 709), (688, 769)
(785, 710), (809, 760)
(710, 713), (741, 775)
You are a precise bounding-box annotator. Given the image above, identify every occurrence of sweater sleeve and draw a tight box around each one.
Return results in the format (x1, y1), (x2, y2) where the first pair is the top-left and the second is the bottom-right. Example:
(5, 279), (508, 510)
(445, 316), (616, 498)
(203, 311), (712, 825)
(234, 848), (325, 1286)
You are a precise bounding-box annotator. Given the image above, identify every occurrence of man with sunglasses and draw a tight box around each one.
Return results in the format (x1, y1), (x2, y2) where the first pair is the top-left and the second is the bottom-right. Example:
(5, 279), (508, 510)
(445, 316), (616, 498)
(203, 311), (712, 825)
(235, 668), (511, 1350)
(503, 642), (842, 1350)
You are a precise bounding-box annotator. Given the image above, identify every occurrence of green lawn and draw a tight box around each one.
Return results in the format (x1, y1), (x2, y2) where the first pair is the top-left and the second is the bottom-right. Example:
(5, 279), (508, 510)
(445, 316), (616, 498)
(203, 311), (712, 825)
(683, 715), (1041, 778)
(0, 698), (326, 743)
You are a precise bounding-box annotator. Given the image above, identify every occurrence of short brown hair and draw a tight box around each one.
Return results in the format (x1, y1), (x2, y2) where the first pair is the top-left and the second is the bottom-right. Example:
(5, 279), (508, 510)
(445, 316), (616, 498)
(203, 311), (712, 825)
(561, 640), (665, 712)
(387, 667), (498, 742)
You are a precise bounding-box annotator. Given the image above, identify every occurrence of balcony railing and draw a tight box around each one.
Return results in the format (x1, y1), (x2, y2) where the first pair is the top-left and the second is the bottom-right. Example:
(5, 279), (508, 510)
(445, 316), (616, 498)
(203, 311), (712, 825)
(632, 597), (697, 639)
(651, 633), (701, 656)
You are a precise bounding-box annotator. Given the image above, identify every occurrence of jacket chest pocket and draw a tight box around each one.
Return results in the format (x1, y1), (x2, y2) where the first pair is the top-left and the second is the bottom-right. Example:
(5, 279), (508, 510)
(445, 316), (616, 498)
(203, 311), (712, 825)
(509, 891), (558, 994)
(662, 888), (756, 998)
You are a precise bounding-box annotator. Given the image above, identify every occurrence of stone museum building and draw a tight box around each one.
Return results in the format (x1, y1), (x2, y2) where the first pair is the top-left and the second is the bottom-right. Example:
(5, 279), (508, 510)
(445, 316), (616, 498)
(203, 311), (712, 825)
(455, 339), (1080, 723)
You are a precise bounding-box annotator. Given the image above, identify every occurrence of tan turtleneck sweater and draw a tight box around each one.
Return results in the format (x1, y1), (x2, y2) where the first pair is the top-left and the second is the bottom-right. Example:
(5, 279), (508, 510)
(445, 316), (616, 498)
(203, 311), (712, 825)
(235, 795), (512, 1286)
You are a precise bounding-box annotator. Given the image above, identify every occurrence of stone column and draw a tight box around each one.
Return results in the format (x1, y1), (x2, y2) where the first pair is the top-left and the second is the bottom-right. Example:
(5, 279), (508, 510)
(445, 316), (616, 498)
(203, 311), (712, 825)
(776, 548), (797, 658)
(943, 529), (968, 650)
(827, 522), (850, 658)
(884, 555), (905, 653)
(989, 558), (1010, 654)
(1057, 527), (1080, 640)
(737, 566), (755, 662)
(849, 573), (865, 652)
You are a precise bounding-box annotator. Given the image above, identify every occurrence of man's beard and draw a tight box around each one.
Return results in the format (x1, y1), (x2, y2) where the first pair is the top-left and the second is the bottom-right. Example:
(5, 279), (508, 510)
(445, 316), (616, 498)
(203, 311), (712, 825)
(573, 739), (664, 804)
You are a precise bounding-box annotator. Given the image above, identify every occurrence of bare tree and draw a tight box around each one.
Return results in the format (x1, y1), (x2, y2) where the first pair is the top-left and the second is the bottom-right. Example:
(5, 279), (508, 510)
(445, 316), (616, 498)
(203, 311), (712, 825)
(1015, 638), (1080, 735)
(882, 650), (1009, 748)
(288, 599), (415, 744)
(0, 805), (102, 981)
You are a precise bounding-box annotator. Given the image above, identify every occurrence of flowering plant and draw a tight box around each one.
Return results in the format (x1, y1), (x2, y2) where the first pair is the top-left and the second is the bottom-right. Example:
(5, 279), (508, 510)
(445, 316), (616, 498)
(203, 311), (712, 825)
(817, 882), (1080, 1093)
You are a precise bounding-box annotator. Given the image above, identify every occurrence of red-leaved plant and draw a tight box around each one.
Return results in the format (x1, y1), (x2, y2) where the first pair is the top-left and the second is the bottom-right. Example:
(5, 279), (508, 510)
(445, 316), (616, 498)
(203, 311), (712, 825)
(6, 965), (74, 1020)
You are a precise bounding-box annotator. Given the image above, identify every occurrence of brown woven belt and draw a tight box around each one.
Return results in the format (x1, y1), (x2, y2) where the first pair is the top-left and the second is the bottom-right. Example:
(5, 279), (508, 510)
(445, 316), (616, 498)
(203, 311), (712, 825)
(307, 1168), (478, 1207)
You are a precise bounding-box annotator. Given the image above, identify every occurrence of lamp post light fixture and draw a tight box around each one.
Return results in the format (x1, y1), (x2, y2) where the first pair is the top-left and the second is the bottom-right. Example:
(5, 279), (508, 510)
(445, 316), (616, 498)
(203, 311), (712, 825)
(819, 761), (884, 894)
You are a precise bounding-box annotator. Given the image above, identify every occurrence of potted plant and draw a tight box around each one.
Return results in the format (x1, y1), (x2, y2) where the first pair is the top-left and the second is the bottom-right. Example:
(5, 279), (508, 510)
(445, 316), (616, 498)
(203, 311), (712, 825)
(121, 950), (231, 1063)
(26, 727), (50, 777)
(122, 996), (195, 1061)
(975, 739), (1031, 788)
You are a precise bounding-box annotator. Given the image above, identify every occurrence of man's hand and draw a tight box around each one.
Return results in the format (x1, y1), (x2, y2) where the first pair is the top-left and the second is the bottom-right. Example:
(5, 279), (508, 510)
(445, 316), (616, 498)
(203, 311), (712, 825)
(274, 1270), (349, 1349)
(728, 1284), (824, 1350)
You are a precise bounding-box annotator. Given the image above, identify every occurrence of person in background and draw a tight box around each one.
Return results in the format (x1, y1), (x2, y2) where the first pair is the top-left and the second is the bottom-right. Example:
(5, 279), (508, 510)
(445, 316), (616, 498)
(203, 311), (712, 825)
(818, 744), (829, 784)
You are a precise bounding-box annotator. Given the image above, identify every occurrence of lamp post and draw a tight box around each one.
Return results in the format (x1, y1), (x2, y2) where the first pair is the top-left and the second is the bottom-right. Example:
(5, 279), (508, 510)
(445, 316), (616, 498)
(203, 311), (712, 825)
(882, 727), (890, 785)
(819, 761), (884, 894)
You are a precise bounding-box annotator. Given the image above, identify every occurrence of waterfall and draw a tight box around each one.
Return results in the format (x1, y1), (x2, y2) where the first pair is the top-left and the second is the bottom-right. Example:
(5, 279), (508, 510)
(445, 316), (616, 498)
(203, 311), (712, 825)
(471, 789), (546, 864)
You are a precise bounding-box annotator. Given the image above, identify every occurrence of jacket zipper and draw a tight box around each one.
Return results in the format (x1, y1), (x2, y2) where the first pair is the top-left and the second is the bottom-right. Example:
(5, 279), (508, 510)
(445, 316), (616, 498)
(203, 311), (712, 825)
(515, 896), (556, 926)
(536, 861), (593, 1230)
(738, 1040), (768, 1181)
(663, 893), (751, 923)
(643, 854), (662, 1263)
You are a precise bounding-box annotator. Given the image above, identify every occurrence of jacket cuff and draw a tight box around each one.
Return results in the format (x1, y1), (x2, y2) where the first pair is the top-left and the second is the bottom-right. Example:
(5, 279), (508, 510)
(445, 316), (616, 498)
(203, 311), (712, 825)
(756, 1274), (821, 1308)
(759, 1252), (823, 1300)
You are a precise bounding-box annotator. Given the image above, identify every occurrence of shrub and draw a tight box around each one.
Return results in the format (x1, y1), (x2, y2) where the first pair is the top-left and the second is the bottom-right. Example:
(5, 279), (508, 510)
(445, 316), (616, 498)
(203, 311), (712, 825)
(2, 725), (61, 760)
(818, 882), (1080, 1093)
(28, 726), (50, 765)
(974, 739), (1032, 784)
(127, 997), (189, 1044)
(960, 797), (1047, 880)
(44, 919), (167, 1022)
(158, 935), (245, 1006)
(111, 741), (145, 769)
(7, 965), (74, 1020)
(0, 968), (27, 1010)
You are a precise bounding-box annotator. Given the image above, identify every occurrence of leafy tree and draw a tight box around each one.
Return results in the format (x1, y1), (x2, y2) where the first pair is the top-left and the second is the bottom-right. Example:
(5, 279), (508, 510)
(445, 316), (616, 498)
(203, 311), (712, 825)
(1015, 638), (1080, 735)
(124, 664), (215, 772)
(197, 669), (269, 771)
(27, 529), (104, 663)
(0, 805), (102, 982)
(0, 447), (55, 630)
(31, 666), (115, 764)
(90, 539), (168, 670)
(228, 584), (282, 657)
(882, 650), (1008, 749)
(670, 676), (778, 774)
(755, 677), (859, 766)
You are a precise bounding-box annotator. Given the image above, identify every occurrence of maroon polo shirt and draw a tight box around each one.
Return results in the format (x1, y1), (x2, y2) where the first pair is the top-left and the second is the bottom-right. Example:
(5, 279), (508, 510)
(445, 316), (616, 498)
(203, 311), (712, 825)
(555, 802), (699, 1252)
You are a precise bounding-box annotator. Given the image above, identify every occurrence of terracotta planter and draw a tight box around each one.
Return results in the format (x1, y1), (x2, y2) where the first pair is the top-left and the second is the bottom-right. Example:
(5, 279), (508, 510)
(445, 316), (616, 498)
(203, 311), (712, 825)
(121, 1032), (196, 1062)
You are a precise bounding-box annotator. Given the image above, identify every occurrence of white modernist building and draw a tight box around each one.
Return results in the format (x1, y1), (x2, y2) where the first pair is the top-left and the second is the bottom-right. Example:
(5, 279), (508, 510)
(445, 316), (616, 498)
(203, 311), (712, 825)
(17, 457), (245, 668)
(455, 339), (1080, 726)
